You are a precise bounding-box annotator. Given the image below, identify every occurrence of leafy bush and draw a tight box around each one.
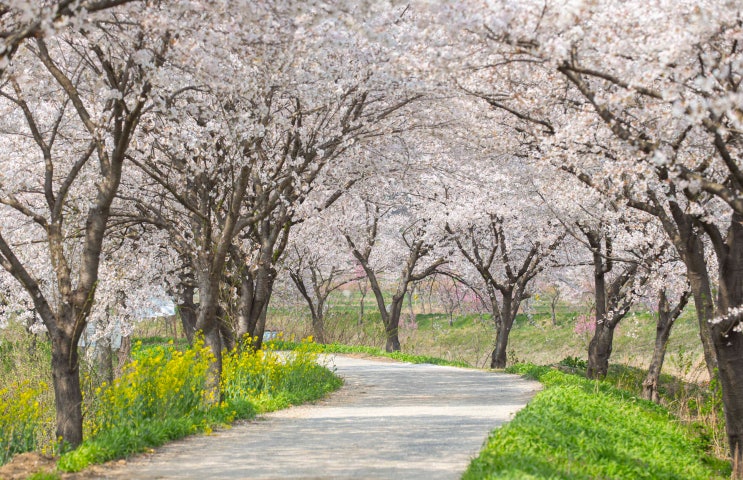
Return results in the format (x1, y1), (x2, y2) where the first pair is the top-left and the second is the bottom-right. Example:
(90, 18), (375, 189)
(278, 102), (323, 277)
(558, 355), (587, 370)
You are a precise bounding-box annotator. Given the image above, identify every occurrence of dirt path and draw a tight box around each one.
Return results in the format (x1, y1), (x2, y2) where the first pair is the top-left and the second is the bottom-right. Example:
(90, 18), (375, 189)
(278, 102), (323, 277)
(87, 355), (541, 479)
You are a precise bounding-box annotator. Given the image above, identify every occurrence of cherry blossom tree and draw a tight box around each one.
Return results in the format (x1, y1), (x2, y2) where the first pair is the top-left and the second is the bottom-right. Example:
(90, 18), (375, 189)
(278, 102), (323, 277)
(0, 0), (140, 78)
(0, 3), (168, 446)
(341, 186), (447, 352)
(446, 0), (743, 469)
(285, 217), (360, 343)
(447, 211), (563, 368)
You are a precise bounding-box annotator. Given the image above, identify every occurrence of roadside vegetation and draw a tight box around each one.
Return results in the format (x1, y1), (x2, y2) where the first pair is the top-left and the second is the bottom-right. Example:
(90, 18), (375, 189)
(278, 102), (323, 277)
(0, 326), (340, 475)
(268, 339), (469, 367)
(270, 291), (708, 378)
(464, 364), (729, 479)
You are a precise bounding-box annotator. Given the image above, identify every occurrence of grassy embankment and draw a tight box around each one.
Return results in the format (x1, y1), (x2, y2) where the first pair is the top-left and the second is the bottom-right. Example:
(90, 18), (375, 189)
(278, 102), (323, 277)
(464, 364), (729, 479)
(0, 328), (341, 475)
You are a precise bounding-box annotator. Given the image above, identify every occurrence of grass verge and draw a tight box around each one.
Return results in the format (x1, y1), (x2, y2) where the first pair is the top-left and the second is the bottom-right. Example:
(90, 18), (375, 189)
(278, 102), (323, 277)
(267, 339), (470, 367)
(464, 364), (730, 479)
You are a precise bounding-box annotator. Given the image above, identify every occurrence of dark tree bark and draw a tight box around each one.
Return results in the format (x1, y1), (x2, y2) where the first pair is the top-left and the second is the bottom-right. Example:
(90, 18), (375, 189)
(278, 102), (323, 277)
(447, 214), (561, 369)
(490, 291), (523, 369)
(708, 212), (743, 474)
(582, 228), (644, 379)
(643, 288), (690, 402)
(50, 327), (84, 448)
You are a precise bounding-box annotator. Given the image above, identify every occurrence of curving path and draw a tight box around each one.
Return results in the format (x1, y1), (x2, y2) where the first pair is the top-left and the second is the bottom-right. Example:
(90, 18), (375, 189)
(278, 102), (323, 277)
(91, 355), (541, 479)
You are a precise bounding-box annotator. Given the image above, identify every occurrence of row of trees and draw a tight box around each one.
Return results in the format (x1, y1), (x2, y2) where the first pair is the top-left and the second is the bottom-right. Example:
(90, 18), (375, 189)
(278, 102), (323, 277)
(0, 0), (741, 474)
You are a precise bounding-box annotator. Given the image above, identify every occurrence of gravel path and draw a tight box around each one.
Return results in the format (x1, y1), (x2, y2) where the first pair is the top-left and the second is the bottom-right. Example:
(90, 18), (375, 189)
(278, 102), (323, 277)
(92, 355), (541, 479)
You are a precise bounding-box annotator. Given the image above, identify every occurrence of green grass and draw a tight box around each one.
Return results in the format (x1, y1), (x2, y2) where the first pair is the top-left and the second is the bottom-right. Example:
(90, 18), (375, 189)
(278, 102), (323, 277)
(267, 340), (470, 367)
(463, 364), (730, 479)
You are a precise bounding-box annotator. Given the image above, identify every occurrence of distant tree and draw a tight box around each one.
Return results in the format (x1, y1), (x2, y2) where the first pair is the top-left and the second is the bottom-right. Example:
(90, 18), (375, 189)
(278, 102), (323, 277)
(343, 200), (446, 352)
(286, 219), (360, 343)
(448, 213), (563, 368)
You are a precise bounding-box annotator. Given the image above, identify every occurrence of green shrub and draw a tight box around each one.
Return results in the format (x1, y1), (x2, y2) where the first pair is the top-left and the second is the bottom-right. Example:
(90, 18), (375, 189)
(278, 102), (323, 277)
(558, 355), (587, 370)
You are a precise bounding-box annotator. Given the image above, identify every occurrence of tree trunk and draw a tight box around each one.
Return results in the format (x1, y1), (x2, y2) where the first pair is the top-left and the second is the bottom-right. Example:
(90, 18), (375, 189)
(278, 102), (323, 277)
(216, 305), (236, 351)
(491, 323), (512, 368)
(491, 296), (516, 369)
(236, 272), (254, 341)
(237, 261), (276, 350)
(311, 312), (326, 344)
(385, 323), (401, 352)
(713, 213), (743, 477)
(715, 336), (743, 478)
(50, 331), (83, 449)
(667, 205), (717, 378)
(358, 291), (365, 326)
(252, 303), (270, 351)
(203, 326), (223, 403)
(585, 230), (612, 380)
(94, 336), (114, 386)
(642, 290), (676, 403)
(115, 335), (131, 379)
(194, 273), (222, 401)
(642, 319), (672, 403)
(642, 290), (686, 403)
(246, 266), (276, 351)
(587, 321), (616, 379)
(685, 254), (718, 380)
(385, 297), (405, 352)
(179, 285), (198, 345)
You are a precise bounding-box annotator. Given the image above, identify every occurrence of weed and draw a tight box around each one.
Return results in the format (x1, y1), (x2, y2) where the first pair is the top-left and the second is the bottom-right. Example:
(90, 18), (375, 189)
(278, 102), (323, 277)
(558, 356), (588, 371)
